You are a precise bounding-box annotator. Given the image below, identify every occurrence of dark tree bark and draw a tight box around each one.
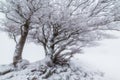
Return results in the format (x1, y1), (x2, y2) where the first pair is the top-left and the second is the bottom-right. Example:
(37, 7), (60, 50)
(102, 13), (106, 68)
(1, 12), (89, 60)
(13, 22), (29, 67)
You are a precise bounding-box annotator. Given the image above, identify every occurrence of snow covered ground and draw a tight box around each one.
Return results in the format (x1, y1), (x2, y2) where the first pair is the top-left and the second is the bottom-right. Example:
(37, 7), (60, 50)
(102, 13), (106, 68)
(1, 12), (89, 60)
(77, 31), (120, 80)
(79, 38), (120, 80)
(0, 31), (120, 80)
(0, 59), (104, 80)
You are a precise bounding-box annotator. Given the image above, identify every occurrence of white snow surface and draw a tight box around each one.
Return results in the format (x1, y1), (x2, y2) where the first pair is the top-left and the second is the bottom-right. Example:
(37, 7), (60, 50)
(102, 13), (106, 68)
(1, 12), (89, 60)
(0, 59), (104, 80)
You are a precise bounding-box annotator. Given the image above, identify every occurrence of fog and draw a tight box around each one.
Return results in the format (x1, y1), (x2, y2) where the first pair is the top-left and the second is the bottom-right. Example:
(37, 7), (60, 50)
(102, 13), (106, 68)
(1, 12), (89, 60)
(0, 32), (44, 64)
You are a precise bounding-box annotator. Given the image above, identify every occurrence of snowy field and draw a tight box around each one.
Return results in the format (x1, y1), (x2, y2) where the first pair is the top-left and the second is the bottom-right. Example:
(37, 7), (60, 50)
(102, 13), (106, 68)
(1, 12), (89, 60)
(0, 31), (120, 80)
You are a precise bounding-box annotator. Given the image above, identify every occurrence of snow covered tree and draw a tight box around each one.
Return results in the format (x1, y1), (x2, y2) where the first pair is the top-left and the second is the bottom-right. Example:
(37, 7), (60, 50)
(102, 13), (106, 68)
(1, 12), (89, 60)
(0, 0), (46, 66)
(0, 0), (120, 67)
(29, 0), (120, 66)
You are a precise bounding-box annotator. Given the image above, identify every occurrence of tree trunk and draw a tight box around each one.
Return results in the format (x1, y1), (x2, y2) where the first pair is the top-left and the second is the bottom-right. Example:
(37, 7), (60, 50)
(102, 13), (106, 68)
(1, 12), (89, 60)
(44, 45), (54, 67)
(43, 27), (55, 66)
(13, 24), (29, 66)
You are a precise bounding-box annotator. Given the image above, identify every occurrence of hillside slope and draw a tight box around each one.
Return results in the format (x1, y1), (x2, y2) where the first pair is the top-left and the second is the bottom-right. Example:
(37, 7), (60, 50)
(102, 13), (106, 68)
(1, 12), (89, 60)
(0, 59), (104, 80)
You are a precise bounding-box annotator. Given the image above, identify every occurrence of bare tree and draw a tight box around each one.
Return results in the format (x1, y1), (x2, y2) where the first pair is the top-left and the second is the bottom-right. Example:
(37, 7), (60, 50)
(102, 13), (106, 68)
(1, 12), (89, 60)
(29, 0), (120, 66)
(0, 0), (45, 66)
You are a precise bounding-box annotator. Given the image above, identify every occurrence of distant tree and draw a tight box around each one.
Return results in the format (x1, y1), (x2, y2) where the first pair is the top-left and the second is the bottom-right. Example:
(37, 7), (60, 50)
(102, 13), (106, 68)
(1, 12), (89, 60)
(0, 0), (45, 66)
(29, 0), (120, 66)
